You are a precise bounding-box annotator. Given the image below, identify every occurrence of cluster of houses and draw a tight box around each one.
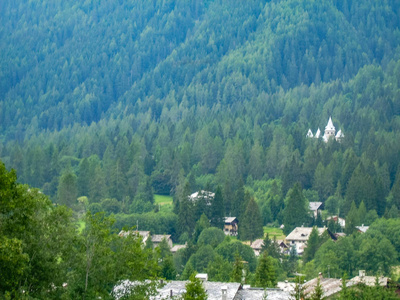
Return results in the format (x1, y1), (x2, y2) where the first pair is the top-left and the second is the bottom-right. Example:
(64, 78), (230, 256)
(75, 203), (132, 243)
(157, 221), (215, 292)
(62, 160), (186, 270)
(113, 269), (391, 300)
(120, 197), (368, 259)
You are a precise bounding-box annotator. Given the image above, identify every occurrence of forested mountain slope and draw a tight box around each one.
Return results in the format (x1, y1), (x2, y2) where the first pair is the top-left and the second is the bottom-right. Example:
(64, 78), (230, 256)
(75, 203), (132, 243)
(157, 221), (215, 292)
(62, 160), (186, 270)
(1, 0), (399, 133)
(1, 0), (400, 227)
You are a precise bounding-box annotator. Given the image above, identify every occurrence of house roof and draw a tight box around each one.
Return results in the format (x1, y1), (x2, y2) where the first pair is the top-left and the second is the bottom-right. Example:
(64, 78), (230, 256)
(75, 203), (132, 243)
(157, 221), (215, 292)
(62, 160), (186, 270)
(277, 240), (289, 248)
(286, 227), (327, 241)
(171, 244), (186, 253)
(189, 190), (215, 201)
(347, 275), (388, 287)
(224, 217), (238, 224)
(152, 281), (241, 300)
(356, 225), (369, 233)
(250, 239), (264, 250)
(151, 234), (171, 243)
(250, 239), (288, 251)
(118, 230), (150, 240)
(304, 277), (342, 298)
(234, 288), (291, 300)
(309, 202), (323, 211)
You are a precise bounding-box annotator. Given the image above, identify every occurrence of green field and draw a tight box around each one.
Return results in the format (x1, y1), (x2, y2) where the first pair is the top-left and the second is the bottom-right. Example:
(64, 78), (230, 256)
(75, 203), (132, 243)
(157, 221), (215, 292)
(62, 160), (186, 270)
(154, 194), (173, 205)
(263, 227), (285, 240)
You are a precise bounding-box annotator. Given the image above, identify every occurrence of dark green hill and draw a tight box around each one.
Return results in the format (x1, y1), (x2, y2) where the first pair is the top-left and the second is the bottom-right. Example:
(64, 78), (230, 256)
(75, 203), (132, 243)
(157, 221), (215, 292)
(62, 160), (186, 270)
(1, 0), (399, 134)
(0, 0), (400, 222)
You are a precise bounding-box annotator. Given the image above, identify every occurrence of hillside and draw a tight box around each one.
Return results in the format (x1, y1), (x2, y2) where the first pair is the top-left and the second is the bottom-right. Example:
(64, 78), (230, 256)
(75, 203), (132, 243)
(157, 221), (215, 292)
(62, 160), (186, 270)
(1, 0), (400, 224)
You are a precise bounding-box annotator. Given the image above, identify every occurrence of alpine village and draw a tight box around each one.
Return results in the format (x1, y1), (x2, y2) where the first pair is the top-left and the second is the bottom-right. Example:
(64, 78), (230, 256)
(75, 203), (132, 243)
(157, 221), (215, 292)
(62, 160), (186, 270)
(2, 1), (400, 299)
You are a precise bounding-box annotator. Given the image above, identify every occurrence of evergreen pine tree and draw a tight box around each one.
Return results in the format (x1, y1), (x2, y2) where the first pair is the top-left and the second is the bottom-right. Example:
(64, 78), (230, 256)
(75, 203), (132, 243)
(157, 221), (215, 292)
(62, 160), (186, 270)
(178, 182), (195, 237)
(302, 227), (320, 264)
(160, 255), (176, 280)
(230, 252), (244, 283)
(310, 277), (324, 300)
(345, 201), (359, 235)
(291, 276), (306, 300)
(358, 201), (367, 225)
(254, 251), (277, 288)
(182, 273), (207, 300)
(57, 169), (78, 208)
(210, 186), (224, 228)
(390, 166), (400, 210)
(283, 183), (309, 235)
(239, 198), (263, 241)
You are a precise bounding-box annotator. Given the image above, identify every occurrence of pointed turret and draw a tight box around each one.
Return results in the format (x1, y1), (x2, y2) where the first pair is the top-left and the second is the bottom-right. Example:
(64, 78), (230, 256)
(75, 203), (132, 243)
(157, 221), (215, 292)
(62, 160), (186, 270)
(324, 117), (336, 141)
(306, 129), (314, 138)
(315, 128), (321, 138)
(335, 129), (344, 142)
(325, 117), (335, 132)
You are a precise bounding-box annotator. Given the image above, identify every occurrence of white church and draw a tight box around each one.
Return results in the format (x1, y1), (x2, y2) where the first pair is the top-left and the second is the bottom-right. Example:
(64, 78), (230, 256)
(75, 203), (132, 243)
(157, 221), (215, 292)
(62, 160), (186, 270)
(307, 117), (344, 142)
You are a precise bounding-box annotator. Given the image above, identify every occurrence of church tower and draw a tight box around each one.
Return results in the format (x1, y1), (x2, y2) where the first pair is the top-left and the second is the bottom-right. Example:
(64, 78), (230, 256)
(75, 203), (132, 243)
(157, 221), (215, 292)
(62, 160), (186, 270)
(324, 117), (336, 141)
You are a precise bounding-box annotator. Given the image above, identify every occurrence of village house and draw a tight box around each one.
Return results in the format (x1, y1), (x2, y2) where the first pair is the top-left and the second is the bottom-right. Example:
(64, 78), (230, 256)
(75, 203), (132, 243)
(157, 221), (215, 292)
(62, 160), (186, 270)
(170, 244), (186, 254)
(326, 215), (346, 228)
(309, 202), (324, 218)
(285, 227), (336, 255)
(119, 231), (173, 249)
(118, 230), (151, 245)
(151, 234), (173, 248)
(303, 270), (390, 299)
(250, 239), (289, 256)
(224, 217), (239, 236)
(189, 190), (215, 205)
(356, 224), (369, 233)
(113, 278), (291, 300)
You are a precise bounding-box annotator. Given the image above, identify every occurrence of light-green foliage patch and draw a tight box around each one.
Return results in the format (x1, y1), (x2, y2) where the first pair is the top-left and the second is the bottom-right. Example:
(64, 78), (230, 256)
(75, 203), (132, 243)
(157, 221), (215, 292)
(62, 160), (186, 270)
(154, 194), (173, 206)
(263, 227), (285, 240)
(77, 219), (86, 233)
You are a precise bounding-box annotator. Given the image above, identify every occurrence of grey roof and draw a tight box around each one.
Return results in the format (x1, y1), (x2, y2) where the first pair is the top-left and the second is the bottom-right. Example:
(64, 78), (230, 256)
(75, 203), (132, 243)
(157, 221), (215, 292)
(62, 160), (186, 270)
(286, 227), (327, 242)
(151, 234), (171, 243)
(234, 288), (291, 300)
(251, 239), (264, 250)
(118, 230), (150, 240)
(347, 275), (388, 287)
(152, 281), (241, 300)
(304, 277), (342, 298)
(170, 244), (186, 253)
(309, 202), (323, 211)
(224, 217), (238, 224)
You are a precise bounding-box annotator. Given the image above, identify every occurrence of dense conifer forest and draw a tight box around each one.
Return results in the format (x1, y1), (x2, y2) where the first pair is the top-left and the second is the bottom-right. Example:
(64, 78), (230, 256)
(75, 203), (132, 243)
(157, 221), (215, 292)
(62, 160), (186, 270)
(2, 0), (400, 297)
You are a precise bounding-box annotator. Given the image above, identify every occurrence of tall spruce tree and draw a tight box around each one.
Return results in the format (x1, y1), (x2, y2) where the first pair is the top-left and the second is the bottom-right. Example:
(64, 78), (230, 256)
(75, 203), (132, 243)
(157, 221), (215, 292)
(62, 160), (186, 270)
(210, 186), (225, 228)
(57, 169), (78, 208)
(230, 252), (244, 283)
(283, 183), (309, 235)
(302, 227), (320, 263)
(345, 201), (359, 235)
(239, 198), (263, 241)
(182, 273), (207, 300)
(178, 182), (195, 237)
(253, 251), (277, 288)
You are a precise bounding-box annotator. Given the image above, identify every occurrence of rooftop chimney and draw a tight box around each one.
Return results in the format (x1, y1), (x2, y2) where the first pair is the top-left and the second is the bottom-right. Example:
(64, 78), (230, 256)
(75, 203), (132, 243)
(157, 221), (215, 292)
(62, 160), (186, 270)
(195, 273), (208, 282)
(221, 286), (227, 300)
